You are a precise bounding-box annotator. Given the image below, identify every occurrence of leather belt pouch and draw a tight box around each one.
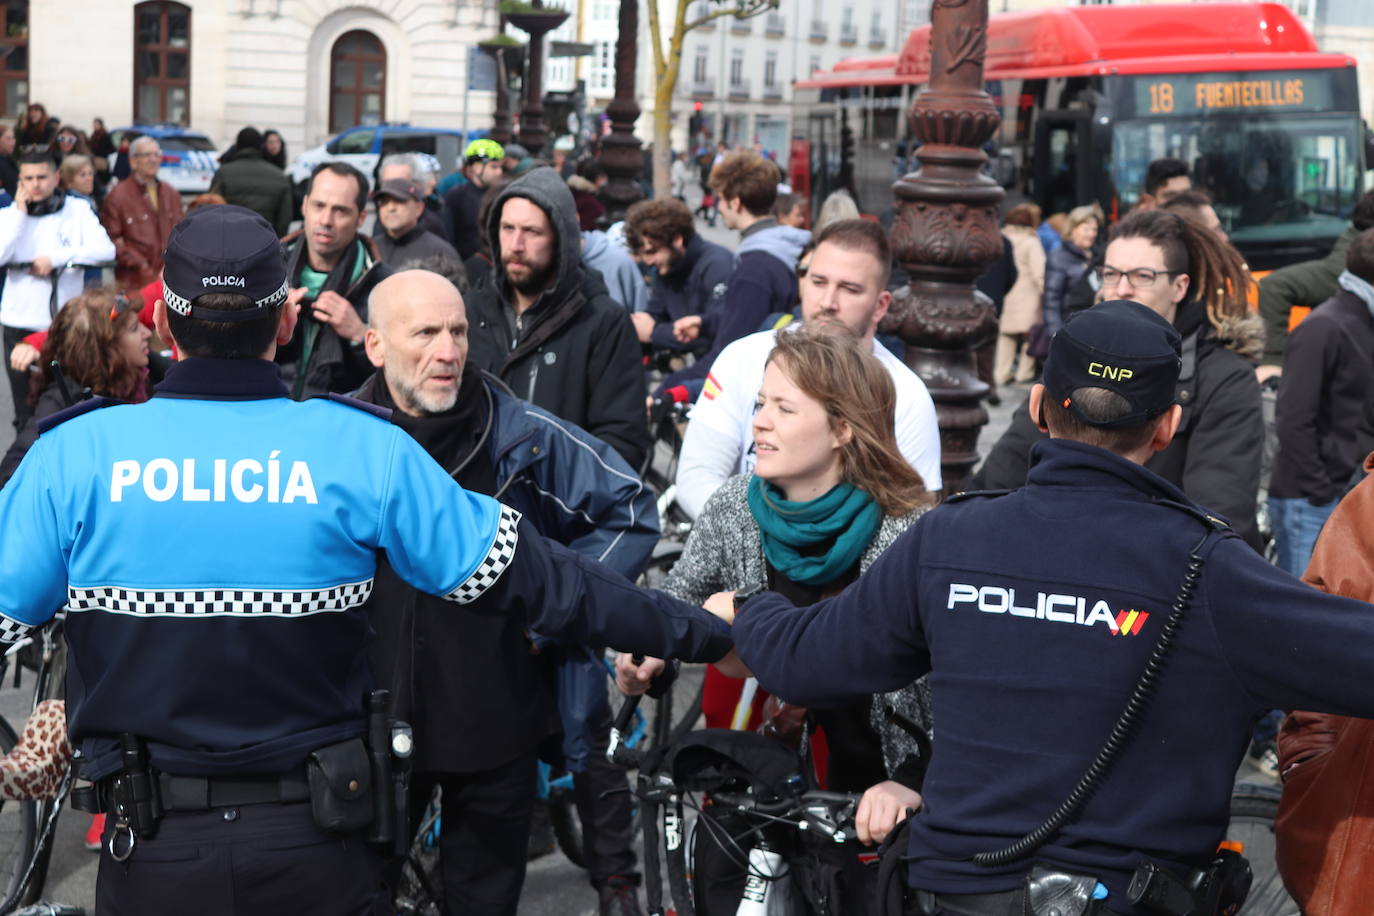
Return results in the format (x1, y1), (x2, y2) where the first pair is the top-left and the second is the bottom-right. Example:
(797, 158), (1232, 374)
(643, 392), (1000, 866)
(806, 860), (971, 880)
(306, 737), (374, 833)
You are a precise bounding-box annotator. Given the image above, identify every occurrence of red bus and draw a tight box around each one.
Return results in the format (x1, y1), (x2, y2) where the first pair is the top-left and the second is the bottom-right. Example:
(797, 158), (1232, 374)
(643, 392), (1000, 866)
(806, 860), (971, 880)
(794, 2), (1370, 270)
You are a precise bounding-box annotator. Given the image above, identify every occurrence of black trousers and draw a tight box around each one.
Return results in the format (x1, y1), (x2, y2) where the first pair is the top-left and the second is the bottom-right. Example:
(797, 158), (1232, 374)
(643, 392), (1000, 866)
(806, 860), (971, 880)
(3, 324), (34, 431)
(572, 700), (639, 884)
(95, 801), (390, 916)
(407, 752), (539, 916)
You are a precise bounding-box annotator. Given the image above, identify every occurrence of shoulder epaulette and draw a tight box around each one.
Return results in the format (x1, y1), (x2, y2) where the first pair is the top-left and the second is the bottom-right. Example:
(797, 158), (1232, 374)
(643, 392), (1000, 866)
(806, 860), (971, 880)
(321, 392), (392, 422)
(1152, 496), (1235, 533)
(36, 396), (120, 436)
(944, 488), (1014, 504)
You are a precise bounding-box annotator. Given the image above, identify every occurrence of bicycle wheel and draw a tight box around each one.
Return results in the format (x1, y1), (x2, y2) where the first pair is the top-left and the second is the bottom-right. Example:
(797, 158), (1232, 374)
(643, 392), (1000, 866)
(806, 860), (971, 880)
(1227, 782), (1299, 916)
(0, 714), (40, 909)
(548, 786), (588, 869)
(393, 789), (443, 916)
(652, 666), (704, 752)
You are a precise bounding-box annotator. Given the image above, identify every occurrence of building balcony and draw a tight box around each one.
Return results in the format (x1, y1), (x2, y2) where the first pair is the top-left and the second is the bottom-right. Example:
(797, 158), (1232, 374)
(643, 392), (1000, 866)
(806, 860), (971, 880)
(869, 27), (885, 48)
(840, 23), (858, 45)
(762, 83), (783, 100)
(765, 13), (785, 36)
(809, 19), (828, 40)
(730, 17), (752, 34)
(689, 76), (716, 97)
(694, 4), (716, 29)
(728, 78), (752, 99)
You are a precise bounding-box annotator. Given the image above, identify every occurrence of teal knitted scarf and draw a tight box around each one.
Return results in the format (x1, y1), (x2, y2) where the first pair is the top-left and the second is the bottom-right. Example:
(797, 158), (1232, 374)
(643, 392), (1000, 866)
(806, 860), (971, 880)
(747, 476), (882, 587)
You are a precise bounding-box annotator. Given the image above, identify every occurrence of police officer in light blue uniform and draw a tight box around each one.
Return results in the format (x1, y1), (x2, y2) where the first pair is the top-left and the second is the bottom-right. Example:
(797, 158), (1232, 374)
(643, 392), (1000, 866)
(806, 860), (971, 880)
(0, 205), (734, 916)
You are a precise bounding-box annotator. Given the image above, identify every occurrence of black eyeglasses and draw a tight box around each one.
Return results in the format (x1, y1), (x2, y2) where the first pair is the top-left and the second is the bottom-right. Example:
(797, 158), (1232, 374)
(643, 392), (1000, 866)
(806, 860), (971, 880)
(1096, 265), (1181, 288)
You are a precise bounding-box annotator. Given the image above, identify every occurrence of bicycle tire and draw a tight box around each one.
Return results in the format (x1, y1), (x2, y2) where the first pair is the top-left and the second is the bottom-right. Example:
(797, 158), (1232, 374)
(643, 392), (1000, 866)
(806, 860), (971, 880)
(548, 788), (588, 870)
(652, 669), (704, 753)
(1227, 782), (1298, 916)
(0, 713), (40, 911)
(393, 792), (442, 916)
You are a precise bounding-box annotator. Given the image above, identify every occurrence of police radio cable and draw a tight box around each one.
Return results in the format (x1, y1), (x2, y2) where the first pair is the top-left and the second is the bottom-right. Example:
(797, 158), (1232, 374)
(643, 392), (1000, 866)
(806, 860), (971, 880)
(972, 514), (1228, 867)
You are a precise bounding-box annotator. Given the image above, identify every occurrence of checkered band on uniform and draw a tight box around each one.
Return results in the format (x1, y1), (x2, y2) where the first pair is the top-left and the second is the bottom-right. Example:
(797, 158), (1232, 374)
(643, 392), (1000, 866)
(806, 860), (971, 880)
(446, 504), (522, 604)
(0, 613), (36, 647)
(65, 580), (374, 618)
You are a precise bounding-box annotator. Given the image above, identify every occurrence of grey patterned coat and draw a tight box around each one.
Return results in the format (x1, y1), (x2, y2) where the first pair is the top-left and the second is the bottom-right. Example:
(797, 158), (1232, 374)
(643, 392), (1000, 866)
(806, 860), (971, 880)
(662, 474), (933, 781)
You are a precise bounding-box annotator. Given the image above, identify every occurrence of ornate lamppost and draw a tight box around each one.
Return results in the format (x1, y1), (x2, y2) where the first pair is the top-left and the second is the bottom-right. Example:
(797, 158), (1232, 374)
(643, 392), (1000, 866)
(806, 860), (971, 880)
(888, 0), (1003, 491)
(479, 34), (523, 146)
(504, 0), (570, 157)
(597, 0), (645, 221)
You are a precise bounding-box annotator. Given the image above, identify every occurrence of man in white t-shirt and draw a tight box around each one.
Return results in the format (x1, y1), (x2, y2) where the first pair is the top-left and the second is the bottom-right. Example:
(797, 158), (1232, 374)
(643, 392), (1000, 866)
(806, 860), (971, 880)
(675, 218), (942, 518)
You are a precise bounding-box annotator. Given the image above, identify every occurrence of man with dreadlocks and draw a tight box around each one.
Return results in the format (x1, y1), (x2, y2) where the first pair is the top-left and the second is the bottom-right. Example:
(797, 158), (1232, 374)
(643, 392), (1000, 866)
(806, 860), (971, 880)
(970, 208), (1265, 550)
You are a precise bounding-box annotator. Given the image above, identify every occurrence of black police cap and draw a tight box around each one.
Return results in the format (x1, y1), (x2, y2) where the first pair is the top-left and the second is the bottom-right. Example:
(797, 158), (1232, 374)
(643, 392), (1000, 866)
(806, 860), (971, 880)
(1042, 299), (1183, 428)
(162, 205), (288, 323)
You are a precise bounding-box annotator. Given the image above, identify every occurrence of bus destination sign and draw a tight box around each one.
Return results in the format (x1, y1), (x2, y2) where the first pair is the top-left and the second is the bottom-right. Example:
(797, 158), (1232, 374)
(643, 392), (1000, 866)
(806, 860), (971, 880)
(1127, 70), (1338, 117)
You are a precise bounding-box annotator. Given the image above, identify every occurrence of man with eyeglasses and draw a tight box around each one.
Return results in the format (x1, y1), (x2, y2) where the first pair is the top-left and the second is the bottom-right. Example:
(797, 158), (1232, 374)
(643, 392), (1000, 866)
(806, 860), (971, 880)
(101, 135), (184, 292)
(971, 207), (1265, 550)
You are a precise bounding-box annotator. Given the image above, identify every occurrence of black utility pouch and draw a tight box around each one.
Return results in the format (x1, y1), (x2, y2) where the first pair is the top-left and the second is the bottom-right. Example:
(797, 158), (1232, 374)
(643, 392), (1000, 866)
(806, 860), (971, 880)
(306, 737), (374, 833)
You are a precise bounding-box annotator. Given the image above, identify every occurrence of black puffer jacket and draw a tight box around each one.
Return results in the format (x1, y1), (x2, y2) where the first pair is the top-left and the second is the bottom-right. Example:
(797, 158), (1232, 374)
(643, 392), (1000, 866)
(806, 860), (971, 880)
(969, 301), (1266, 548)
(464, 167), (650, 470)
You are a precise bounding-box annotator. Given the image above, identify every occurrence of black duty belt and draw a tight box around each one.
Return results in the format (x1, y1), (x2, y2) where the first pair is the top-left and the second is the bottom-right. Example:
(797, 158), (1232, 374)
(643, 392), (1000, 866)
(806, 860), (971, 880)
(917, 888), (1024, 916)
(157, 770), (310, 811)
(77, 768), (310, 814)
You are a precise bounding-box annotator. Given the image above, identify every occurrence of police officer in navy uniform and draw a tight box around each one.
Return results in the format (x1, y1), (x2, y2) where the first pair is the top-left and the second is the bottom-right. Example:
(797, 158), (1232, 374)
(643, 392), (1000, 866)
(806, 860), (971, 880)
(720, 300), (1374, 916)
(0, 205), (737, 915)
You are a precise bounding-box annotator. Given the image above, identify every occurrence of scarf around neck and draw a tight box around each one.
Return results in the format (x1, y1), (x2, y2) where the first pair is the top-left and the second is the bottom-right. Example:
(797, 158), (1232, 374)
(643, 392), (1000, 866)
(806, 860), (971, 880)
(747, 476), (882, 587)
(1338, 270), (1374, 319)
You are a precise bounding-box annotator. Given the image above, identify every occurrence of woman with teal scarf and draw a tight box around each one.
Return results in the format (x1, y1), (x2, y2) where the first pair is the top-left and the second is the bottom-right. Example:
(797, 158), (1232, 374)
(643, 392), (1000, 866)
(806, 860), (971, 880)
(616, 328), (935, 848)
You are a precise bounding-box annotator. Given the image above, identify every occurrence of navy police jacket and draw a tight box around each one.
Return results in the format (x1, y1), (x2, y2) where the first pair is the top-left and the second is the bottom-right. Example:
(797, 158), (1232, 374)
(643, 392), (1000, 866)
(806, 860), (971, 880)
(0, 358), (731, 782)
(734, 438), (1374, 914)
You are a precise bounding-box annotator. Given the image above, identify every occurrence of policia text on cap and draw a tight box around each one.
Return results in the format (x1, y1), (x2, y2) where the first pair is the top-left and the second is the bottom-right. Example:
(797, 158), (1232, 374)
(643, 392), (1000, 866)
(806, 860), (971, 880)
(0, 204), (740, 915)
(720, 300), (1374, 916)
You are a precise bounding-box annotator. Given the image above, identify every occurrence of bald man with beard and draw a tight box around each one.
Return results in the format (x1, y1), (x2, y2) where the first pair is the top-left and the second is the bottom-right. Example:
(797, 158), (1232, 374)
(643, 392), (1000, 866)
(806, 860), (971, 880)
(355, 270), (659, 915)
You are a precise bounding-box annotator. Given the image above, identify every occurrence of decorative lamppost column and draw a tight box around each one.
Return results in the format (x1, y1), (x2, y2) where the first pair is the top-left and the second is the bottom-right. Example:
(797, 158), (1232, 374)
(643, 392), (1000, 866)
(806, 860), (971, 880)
(598, 0), (645, 221)
(888, 0), (1003, 491)
(480, 34), (521, 146)
(506, 1), (570, 157)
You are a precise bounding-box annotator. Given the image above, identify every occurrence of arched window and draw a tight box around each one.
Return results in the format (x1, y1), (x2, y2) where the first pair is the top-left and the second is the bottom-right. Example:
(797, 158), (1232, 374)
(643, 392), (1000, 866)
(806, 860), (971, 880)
(134, 1), (190, 124)
(0, 0), (29, 119)
(330, 31), (386, 134)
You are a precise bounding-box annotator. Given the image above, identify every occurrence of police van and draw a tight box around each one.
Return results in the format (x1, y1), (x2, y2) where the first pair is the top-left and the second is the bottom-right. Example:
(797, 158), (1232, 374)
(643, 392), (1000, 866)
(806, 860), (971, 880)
(287, 123), (480, 192)
(108, 124), (221, 196)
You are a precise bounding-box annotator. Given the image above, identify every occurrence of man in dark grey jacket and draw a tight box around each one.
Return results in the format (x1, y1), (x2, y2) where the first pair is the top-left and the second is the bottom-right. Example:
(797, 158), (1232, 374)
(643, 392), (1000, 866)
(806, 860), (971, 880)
(358, 268), (658, 916)
(463, 165), (652, 915)
(372, 178), (462, 266)
(1269, 229), (1374, 575)
(465, 166), (649, 472)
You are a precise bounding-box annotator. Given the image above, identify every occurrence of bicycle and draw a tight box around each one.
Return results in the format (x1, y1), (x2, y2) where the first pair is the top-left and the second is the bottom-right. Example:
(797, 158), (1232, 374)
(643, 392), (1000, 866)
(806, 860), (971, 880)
(0, 616), (83, 916)
(611, 692), (869, 916)
(1226, 781), (1298, 916)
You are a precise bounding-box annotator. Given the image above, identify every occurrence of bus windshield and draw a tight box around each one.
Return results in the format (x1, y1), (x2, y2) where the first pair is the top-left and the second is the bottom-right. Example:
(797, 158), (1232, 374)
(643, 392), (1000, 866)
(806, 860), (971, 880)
(1111, 114), (1361, 245)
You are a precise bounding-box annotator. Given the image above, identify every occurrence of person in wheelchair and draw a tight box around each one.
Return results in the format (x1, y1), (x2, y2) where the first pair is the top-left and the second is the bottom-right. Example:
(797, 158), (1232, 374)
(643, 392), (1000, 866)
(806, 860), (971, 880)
(617, 327), (935, 847)
(723, 300), (1374, 916)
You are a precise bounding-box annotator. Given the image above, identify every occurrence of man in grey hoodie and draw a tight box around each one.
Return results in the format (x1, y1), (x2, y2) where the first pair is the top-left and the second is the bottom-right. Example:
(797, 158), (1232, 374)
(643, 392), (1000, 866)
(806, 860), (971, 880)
(659, 149), (809, 396)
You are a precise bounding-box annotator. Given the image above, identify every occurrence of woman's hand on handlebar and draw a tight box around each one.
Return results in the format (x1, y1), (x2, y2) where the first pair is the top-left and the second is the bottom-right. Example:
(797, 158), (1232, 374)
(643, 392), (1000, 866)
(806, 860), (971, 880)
(855, 780), (923, 846)
(615, 652), (666, 696)
(10, 341), (39, 373)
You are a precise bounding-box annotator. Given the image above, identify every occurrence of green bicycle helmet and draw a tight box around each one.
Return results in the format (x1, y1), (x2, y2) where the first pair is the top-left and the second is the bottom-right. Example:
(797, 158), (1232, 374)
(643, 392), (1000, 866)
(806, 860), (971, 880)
(465, 138), (506, 163)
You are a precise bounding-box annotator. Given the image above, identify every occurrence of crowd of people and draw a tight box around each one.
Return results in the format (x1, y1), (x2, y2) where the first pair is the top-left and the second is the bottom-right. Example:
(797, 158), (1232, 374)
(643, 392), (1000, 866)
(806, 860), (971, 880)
(1, 105), (1374, 916)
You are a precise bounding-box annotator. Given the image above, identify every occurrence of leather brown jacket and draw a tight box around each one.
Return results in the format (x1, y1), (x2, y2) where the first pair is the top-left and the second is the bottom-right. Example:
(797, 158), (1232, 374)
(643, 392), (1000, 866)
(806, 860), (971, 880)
(99, 176), (183, 291)
(1275, 451), (1374, 915)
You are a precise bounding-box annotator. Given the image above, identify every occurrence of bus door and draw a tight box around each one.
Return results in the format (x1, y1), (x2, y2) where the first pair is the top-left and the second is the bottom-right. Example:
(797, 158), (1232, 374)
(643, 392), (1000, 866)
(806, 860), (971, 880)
(1032, 111), (1092, 217)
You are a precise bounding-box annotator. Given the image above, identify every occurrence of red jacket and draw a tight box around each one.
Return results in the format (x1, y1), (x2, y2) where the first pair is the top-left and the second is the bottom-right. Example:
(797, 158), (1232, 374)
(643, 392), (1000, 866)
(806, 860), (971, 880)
(100, 176), (183, 291)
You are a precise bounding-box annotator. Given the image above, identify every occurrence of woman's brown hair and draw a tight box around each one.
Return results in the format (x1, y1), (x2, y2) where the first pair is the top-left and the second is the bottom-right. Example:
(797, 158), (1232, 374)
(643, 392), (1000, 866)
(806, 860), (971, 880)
(30, 288), (148, 407)
(766, 328), (933, 516)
